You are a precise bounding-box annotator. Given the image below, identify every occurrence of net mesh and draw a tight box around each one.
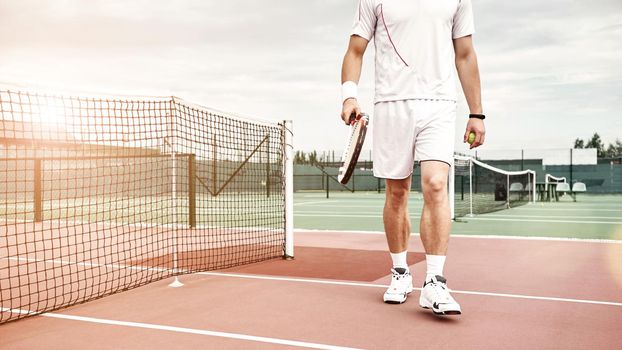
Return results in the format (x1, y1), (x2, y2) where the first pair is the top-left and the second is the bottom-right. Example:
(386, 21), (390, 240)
(453, 156), (535, 218)
(0, 90), (286, 323)
(545, 174), (567, 191)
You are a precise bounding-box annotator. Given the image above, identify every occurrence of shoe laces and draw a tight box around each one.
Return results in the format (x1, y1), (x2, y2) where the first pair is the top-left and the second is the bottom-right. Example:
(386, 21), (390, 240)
(389, 269), (410, 289)
(391, 268), (409, 277)
(389, 268), (409, 284)
(425, 276), (454, 302)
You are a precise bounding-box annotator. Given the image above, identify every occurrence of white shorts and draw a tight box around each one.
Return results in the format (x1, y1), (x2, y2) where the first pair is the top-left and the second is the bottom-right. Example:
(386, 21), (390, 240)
(373, 99), (456, 179)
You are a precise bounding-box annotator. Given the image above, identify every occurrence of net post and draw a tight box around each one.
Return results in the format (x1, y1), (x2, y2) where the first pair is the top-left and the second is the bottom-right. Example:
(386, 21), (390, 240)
(168, 99), (183, 288)
(521, 149), (524, 170)
(531, 171), (536, 204)
(569, 148), (573, 185)
(460, 175), (464, 200)
(283, 120), (294, 260)
(33, 158), (43, 222)
(212, 136), (217, 194)
(266, 134), (270, 198)
(324, 173), (327, 192)
(506, 175), (510, 209)
(326, 173), (329, 199)
(545, 174), (549, 192)
(468, 159), (473, 216)
(188, 153), (196, 228)
(449, 157), (455, 220)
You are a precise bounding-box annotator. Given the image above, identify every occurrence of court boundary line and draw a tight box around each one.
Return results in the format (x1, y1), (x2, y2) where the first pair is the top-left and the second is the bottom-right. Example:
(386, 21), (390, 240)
(464, 217), (622, 225)
(8, 254), (622, 308)
(199, 272), (622, 307)
(3, 254), (621, 349)
(513, 208), (622, 212)
(297, 205), (622, 212)
(298, 211), (622, 220)
(294, 201), (344, 206)
(479, 214), (621, 220)
(295, 212), (622, 225)
(294, 229), (622, 244)
(0, 307), (360, 350)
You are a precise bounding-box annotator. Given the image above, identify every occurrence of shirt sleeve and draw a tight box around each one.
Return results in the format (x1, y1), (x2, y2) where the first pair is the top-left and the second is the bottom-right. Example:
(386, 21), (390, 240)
(452, 0), (475, 39)
(350, 0), (377, 41)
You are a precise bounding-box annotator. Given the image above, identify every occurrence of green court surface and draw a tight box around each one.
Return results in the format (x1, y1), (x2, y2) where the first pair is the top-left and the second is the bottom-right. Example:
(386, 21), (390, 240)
(294, 192), (622, 240)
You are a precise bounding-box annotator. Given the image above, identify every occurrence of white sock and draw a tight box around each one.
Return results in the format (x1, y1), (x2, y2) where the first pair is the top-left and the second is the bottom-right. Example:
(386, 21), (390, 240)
(390, 251), (408, 270)
(425, 254), (446, 280)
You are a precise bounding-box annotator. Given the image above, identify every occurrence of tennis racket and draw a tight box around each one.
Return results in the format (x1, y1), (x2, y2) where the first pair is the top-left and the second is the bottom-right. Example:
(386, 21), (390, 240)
(338, 112), (369, 185)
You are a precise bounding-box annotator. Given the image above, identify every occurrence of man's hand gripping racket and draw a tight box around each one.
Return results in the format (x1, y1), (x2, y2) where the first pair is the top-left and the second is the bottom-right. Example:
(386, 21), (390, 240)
(338, 112), (369, 185)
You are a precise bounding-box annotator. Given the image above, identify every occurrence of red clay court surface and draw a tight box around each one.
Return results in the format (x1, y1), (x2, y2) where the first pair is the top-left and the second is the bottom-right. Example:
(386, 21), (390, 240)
(1, 230), (622, 349)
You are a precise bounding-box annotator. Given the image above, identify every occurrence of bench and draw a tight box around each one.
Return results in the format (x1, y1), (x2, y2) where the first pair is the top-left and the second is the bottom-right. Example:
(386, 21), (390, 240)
(509, 182), (526, 201)
(555, 182), (586, 202)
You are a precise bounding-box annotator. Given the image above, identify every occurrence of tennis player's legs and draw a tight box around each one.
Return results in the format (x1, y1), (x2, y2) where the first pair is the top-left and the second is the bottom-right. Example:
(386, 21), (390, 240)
(373, 101), (417, 256)
(374, 100), (460, 313)
(373, 100), (417, 303)
(373, 100), (455, 255)
(413, 101), (461, 314)
(414, 101), (456, 259)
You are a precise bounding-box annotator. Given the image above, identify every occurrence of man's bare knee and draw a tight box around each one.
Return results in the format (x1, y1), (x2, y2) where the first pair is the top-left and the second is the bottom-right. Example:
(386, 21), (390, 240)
(422, 174), (447, 202)
(386, 179), (410, 207)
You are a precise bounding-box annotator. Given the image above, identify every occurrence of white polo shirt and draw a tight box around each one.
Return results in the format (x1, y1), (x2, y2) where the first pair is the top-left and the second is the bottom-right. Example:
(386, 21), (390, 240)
(351, 0), (475, 103)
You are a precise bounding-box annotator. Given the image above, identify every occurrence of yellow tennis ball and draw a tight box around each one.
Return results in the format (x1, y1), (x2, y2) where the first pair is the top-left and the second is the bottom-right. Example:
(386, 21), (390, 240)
(467, 132), (476, 145)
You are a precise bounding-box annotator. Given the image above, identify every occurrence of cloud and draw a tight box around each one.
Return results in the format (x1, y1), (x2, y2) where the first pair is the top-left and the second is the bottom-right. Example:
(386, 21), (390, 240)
(0, 0), (620, 152)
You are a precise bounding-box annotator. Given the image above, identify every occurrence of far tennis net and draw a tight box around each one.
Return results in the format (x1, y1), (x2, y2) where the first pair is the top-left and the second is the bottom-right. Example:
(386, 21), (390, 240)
(545, 173), (567, 191)
(451, 155), (536, 218)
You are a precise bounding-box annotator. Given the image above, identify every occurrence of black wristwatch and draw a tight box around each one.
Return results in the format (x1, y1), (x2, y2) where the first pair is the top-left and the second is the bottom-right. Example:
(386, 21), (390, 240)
(469, 114), (486, 120)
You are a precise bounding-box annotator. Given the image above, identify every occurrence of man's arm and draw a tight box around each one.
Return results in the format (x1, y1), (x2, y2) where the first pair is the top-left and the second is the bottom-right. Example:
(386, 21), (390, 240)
(340, 35), (369, 124)
(454, 35), (485, 149)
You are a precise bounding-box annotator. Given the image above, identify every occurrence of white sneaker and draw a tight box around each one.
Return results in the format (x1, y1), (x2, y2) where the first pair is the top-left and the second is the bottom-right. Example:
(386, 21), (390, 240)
(419, 275), (462, 315)
(383, 268), (413, 304)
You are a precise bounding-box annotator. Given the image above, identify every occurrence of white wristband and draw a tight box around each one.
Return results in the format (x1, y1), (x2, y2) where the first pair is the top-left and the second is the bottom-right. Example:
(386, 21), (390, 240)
(341, 81), (358, 104)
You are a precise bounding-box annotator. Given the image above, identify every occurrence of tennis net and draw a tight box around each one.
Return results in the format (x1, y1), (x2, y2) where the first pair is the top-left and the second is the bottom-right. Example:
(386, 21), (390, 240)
(545, 173), (567, 191)
(451, 155), (536, 218)
(0, 89), (293, 323)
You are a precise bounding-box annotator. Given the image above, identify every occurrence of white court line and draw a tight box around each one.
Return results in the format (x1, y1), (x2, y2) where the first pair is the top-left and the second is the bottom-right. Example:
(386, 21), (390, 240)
(296, 204), (392, 208)
(295, 212), (622, 225)
(514, 207), (622, 212)
(483, 214), (622, 220)
(295, 201), (422, 205)
(295, 204), (622, 211)
(199, 272), (622, 308)
(297, 211), (622, 220)
(293, 229), (622, 244)
(9, 256), (620, 307)
(5, 256), (622, 308)
(296, 213), (399, 218)
(294, 201), (343, 206)
(466, 217), (622, 225)
(0, 308), (360, 350)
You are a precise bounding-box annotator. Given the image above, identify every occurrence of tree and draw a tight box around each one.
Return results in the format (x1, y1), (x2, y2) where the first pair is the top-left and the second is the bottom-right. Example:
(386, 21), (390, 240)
(307, 151), (318, 165)
(573, 135), (622, 158)
(294, 151), (307, 165)
(585, 133), (605, 157)
(606, 139), (622, 157)
(606, 144), (617, 157)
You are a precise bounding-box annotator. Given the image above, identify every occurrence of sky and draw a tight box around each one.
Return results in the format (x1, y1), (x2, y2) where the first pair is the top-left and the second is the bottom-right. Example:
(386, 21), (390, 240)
(1, 0), (621, 158)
